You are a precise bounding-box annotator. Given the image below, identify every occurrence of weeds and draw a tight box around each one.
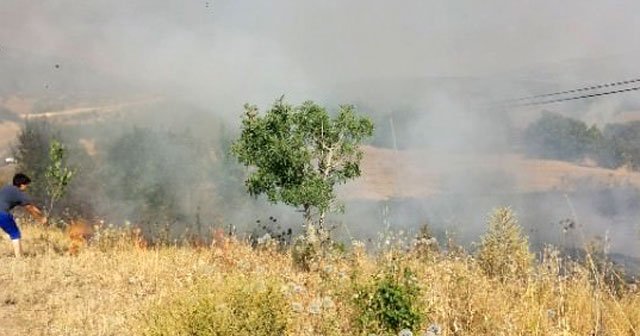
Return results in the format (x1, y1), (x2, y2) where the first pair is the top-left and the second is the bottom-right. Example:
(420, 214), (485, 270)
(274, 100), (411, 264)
(249, 216), (293, 250)
(1, 215), (640, 335)
(476, 207), (533, 283)
(353, 264), (423, 335)
(139, 275), (290, 336)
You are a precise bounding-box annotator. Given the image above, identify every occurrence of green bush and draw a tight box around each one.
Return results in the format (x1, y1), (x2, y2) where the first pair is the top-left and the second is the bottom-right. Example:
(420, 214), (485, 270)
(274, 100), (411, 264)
(476, 207), (533, 283)
(138, 275), (290, 336)
(523, 113), (640, 171)
(13, 119), (56, 203)
(353, 266), (423, 335)
(523, 112), (601, 161)
(599, 121), (640, 169)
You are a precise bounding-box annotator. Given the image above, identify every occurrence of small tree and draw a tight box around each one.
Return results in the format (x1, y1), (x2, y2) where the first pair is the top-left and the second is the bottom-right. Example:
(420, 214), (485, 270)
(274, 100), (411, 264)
(44, 139), (74, 216)
(231, 97), (374, 230)
(13, 119), (55, 202)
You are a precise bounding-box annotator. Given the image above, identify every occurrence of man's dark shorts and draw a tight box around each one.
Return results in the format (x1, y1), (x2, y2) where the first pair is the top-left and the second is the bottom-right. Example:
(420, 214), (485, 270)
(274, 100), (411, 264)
(0, 211), (20, 240)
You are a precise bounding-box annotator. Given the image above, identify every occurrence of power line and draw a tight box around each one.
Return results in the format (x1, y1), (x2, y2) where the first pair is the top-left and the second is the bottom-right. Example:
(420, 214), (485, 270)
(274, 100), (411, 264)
(502, 77), (640, 103)
(508, 85), (640, 107)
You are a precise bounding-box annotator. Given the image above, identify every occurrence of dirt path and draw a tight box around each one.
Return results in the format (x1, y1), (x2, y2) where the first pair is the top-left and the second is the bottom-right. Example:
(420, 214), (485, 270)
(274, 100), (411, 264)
(21, 97), (162, 120)
(0, 96), (163, 155)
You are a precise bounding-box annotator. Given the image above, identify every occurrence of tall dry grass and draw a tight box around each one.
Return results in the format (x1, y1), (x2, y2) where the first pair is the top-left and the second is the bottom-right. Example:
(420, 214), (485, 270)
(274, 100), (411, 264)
(0, 211), (638, 336)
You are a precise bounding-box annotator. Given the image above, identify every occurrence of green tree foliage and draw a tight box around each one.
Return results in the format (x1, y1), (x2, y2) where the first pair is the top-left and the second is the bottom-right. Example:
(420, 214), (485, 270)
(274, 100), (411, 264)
(524, 113), (640, 170)
(44, 139), (74, 216)
(13, 119), (56, 203)
(231, 97), (374, 229)
(600, 121), (640, 169)
(523, 112), (601, 161)
(477, 207), (533, 283)
(353, 267), (423, 335)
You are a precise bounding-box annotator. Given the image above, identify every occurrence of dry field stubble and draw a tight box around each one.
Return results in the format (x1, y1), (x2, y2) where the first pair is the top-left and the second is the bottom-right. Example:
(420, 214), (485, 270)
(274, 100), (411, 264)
(341, 146), (640, 200)
(0, 218), (638, 335)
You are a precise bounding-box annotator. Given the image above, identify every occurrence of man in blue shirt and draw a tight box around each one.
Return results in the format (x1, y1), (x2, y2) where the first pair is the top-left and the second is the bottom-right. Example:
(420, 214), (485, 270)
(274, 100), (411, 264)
(0, 173), (47, 257)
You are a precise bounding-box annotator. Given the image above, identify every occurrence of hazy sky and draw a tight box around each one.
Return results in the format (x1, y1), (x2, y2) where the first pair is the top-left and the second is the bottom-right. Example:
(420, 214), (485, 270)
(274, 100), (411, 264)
(3, 1), (640, 160)
(2, 1), (640, 108)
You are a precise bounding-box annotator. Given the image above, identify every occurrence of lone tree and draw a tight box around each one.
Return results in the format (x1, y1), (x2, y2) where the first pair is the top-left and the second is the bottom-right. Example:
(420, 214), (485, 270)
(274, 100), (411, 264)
(231, 97), (374, 230)
(44, 139), (74, 217)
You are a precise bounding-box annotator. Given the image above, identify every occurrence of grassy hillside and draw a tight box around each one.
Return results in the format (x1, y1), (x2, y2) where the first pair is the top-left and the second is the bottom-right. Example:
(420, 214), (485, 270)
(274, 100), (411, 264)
(0, 214), (639, 336)
(343, 146), (640, 200)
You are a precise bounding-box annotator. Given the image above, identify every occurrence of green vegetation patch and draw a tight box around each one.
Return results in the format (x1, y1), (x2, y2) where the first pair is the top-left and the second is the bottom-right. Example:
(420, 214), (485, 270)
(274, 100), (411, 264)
(353, 266), (423, 335)
(137, 275), (291, 336)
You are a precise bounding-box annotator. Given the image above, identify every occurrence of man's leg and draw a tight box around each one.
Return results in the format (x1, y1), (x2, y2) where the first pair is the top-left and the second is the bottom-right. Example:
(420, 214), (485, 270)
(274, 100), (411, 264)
(11, 239), (22, 257)
(0, 212), (22, 257)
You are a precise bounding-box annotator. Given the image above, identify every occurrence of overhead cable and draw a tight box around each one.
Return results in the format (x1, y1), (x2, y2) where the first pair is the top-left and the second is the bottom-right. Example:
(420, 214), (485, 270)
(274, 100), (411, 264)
(503, 77), (640, 103)
(507, 85), (640, 107)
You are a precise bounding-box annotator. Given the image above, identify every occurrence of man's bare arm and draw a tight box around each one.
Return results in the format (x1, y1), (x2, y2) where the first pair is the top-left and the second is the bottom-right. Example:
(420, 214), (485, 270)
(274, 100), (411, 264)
(25, 204), (47, 225)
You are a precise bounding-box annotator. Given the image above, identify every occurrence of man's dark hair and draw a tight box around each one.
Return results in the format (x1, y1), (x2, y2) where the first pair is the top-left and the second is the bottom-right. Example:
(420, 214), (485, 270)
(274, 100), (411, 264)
(13, 173), (31, 187)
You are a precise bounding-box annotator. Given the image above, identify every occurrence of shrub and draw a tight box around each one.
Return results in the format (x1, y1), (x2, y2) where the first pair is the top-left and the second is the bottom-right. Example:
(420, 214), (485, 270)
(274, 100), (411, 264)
(291, 225), (328, 271)
(476, 207), (533, 283)
(412, 223), (439, 261)
(583, 237), (629, 297)
(523, 112), (601, 161)
(353, 266), (423, 335)
(523, 114), (640, 171)
(13, 118), (56, 203)
(138, 275), (290, 336)
(599, 121), (640, 169)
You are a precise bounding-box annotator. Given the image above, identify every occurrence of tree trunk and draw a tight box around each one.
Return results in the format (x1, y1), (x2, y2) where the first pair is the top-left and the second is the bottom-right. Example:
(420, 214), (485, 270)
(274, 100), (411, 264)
(317, 145), (334, 233)
(303, 204), (312, 228)
(318, 210), (325, 231)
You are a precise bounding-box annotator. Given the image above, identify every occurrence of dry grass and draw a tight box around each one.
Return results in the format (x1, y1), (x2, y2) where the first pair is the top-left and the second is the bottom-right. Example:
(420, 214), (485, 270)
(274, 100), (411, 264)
(0, 218), (639, 336)
(340, 146), (640, 200)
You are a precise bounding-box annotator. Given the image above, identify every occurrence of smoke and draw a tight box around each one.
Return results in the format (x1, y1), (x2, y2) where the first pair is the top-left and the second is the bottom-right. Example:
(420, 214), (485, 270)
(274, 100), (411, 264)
(4, 1), (640, 106)
(2, 1), (640, 258)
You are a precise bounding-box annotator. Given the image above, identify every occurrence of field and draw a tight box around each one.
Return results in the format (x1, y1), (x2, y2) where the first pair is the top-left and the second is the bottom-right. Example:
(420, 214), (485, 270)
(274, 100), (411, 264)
(343, 146), (640, 200)
(0, 216), (638, 336)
